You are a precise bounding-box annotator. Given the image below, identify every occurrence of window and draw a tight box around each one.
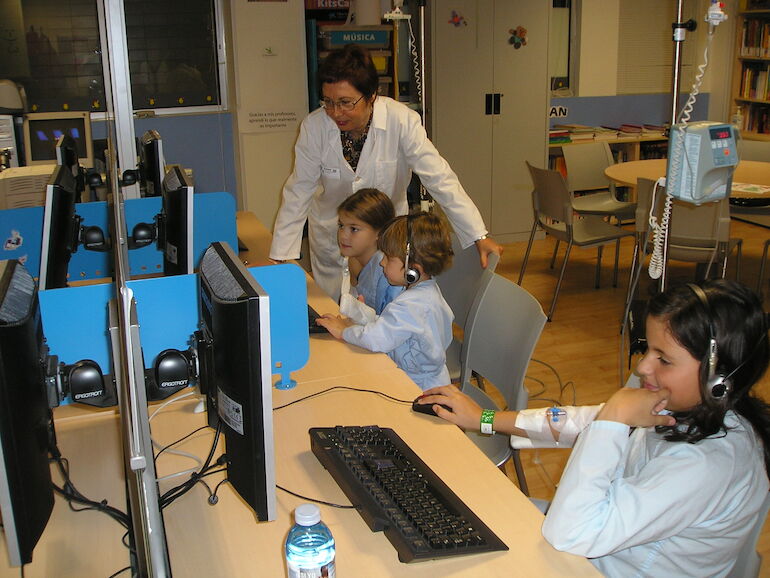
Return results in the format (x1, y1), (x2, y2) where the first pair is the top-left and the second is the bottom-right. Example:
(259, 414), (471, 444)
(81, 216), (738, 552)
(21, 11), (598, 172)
(0, 0), (225, 113)
(550, 0), (574, 94)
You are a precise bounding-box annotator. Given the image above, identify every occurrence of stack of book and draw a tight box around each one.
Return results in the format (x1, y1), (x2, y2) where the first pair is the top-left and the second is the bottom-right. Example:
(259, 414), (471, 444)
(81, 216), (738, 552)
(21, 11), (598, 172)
(553, 123), (595, 142)
(642, 123), (667, 137)
(593, 126), (618, 141)
(549, 128), (571, 145)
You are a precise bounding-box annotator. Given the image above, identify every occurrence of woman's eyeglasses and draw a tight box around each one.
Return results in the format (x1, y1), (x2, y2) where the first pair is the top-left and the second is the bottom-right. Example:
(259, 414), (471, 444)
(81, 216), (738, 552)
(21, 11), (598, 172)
(319, 95), (365, 112)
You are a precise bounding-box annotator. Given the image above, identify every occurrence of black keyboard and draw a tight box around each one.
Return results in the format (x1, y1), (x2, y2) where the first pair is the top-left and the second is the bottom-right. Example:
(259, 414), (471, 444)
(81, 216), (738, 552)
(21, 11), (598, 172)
(309, 425), (508, 563)
(308, 304), (327, 334)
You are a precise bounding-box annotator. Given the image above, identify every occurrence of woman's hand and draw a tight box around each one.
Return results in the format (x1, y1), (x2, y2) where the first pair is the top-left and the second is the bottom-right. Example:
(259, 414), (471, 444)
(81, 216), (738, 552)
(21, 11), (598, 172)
(475, 236), (503, 269)
(597, 387), (677, 427)
(316, 314), (354, 340)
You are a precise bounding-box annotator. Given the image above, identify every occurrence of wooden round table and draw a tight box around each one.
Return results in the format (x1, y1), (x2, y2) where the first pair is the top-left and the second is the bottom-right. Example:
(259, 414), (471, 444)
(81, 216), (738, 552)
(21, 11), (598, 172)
(604, 158), (770, 191)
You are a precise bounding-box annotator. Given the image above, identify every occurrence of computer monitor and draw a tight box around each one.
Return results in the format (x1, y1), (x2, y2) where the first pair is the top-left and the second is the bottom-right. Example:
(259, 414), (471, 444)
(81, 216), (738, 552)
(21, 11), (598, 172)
(0, 259), (56, 566)
(158, 166), (194, 275)
(195, 242), (276, 522)
(39, 164), (81, 290)
(22, 111), (94, 169)
(139, 130), (165, 197)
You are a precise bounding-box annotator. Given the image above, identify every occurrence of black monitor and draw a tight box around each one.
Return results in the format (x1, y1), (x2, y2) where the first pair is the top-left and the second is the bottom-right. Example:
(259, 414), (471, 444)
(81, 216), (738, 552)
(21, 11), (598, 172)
(39, 165), (81, 290)
(158, 166), (194, 275)
(194, 242), (276, 522)
(139, 130), (165, 197)
(0, 260), (56, 566)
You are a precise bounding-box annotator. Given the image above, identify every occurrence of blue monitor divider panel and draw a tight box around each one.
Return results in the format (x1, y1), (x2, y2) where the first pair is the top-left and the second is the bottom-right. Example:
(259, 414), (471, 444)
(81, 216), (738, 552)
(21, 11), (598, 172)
(39, 282), (115, 404)
(128, 261), (309, 391)
(124, 191), (237, 277)
(0, 207), (43, 278)
(37, 262), (309, 405)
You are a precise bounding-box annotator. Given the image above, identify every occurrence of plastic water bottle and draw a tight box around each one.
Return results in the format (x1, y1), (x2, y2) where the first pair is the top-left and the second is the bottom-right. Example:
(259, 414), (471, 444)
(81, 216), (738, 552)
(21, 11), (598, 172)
(285, 503), (336, 578)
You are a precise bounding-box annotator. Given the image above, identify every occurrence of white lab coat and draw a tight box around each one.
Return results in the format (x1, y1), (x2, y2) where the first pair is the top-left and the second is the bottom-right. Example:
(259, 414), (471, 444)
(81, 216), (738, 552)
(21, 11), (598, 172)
(269, 96), (487, 301)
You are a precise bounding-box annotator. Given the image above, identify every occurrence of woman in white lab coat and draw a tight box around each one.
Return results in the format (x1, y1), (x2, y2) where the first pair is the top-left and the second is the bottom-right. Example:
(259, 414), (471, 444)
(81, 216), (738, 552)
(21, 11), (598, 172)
(269, 44), (501, 301)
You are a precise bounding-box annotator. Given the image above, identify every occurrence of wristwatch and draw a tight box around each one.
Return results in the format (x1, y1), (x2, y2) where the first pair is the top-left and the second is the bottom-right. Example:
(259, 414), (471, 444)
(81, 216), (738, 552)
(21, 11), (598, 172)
(475, 234), (488, 242)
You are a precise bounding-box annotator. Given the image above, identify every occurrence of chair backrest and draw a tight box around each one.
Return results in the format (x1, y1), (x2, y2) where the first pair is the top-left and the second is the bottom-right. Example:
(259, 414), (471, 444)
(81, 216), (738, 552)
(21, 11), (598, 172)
(561, 142), (616, 193)
(459, 273), (546, 411)
(738, 139), (770, 162)
(641, 180), (733, 262)
(436, 233), (499, 330)
(526, 161), (574, 225)
(726, 491), (770, 578)
(635, 178), (657, 235)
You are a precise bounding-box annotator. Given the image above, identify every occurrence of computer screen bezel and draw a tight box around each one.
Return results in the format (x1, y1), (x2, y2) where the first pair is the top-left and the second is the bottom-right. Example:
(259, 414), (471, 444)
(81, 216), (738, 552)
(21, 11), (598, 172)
(39, 165), (81, 290)
(159, 166), (194, 275)
(139, 130), (165, 198)
(197, 242), (276, 522)
(22, 111), (94, 169)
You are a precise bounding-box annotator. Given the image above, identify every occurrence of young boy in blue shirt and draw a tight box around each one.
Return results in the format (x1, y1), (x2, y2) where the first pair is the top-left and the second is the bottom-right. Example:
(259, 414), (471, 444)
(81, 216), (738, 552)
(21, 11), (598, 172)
(318, 212), (454, 390)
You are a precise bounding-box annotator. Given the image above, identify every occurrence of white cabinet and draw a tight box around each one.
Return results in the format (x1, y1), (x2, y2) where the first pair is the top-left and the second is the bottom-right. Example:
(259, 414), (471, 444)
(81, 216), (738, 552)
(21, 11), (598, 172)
(430, 0), (549, 242)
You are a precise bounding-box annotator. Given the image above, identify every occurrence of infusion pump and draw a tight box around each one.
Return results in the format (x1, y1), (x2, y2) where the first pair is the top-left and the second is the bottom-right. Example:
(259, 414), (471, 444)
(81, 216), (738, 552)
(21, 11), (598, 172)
(665, 121), (739, 205)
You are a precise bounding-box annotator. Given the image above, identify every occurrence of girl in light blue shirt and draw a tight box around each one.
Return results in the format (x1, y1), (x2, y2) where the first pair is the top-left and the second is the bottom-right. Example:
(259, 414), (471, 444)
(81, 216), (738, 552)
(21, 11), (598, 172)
(336, 188), (401, 324)
(319, 212), (454, 390)
(422, 279), (770, 577)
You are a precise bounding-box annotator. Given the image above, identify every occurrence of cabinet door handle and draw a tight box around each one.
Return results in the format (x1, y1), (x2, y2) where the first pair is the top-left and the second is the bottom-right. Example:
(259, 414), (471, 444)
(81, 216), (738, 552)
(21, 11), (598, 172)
(493, 93), (501, 115)
(485, 93), (493, 115)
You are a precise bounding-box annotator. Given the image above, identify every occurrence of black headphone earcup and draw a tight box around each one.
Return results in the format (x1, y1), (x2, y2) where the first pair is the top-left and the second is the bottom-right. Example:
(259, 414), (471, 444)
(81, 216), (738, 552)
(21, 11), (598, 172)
(405, 267), (420, 284)
(707, 372), (732, 400)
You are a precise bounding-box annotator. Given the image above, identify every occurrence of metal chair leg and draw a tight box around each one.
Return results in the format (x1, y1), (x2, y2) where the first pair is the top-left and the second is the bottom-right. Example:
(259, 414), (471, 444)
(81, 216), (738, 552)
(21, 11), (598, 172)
(511, 450), (529, 496)
(612, 238), (621, 287)
(548, 240), (573, 321)
(518, 221), (538, 285)
(758, 240), (770, 295)
(595, 245), (604, 289)
(549, 240), (560, 269)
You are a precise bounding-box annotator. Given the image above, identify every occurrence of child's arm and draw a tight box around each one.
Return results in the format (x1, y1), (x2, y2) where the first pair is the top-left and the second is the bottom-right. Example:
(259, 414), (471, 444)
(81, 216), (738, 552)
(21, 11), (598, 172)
(316, 314), (355, 340)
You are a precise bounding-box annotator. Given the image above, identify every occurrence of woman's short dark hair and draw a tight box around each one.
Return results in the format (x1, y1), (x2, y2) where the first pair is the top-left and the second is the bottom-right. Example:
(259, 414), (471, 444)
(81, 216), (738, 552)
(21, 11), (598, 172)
(337, 188), (395, 233)
(647, 279), (770, 474)
(378, 212), (453, 278)
(318, 44), (379, 99)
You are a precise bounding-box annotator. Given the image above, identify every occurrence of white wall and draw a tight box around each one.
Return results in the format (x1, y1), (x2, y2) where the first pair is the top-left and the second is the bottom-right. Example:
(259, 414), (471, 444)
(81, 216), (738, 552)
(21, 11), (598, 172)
(577, 0), (620, 96)
(229, 0), (308, 227)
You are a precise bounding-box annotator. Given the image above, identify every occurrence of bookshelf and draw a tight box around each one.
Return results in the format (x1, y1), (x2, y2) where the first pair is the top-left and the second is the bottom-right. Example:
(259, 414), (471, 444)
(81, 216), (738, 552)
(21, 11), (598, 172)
(731, 0), (770, 141)
(549, 135), (669, 165)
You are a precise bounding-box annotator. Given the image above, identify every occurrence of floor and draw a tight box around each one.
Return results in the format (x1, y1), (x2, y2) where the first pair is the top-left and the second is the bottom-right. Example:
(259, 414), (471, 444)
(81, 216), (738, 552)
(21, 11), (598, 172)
(490, 217), (770, 575)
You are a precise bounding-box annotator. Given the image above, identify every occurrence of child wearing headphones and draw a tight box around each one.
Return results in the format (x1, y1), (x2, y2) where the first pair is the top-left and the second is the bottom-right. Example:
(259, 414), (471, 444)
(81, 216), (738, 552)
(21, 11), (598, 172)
(318, 212), (454, 390)
(421, 279), (770, 577)
(335, 188), (401, 325)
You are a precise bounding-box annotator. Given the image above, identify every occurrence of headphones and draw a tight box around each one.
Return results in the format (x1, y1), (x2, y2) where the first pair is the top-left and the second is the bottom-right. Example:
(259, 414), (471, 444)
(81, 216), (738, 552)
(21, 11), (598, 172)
(687, 284), (732, 400)
(404, 215), (420, 285)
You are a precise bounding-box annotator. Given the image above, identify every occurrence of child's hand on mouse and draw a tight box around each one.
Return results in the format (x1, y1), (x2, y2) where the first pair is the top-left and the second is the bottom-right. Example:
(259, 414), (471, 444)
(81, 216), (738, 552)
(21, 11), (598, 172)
(316, 314), (354, 340)
(420, 384), (482, 431)
(597, 387), (677, 428)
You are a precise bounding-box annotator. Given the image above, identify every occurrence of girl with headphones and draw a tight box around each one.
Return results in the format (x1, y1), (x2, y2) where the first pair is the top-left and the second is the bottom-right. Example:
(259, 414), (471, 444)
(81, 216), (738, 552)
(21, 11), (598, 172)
(421, 279), (770, 577)
(318, 212), (454, 390)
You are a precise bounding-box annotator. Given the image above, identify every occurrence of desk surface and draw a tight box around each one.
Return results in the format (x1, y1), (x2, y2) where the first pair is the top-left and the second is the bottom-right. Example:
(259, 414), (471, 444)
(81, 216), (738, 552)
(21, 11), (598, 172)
(604, 158), (770, 191)
(1, 212), (598, 577)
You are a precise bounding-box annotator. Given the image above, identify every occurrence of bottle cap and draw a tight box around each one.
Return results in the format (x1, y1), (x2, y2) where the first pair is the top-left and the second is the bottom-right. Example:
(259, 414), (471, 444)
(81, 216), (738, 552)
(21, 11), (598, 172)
(294, 503), (321, 526)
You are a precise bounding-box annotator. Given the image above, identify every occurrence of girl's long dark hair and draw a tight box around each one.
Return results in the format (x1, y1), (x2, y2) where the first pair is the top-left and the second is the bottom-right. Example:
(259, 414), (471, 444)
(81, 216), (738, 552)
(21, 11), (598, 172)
(648, 279), (770, 476)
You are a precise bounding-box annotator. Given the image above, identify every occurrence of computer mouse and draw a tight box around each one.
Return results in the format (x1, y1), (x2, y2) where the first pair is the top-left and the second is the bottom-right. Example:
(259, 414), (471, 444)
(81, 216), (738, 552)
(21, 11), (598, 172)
(411, 395), (452, 417)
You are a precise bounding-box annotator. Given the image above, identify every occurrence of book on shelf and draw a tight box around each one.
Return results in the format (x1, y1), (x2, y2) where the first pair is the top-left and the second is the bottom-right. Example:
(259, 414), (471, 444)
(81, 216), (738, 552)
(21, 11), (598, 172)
(593, 127), (618, 140)
(602, 126), (637, 139)
(642, 124), (667, 136)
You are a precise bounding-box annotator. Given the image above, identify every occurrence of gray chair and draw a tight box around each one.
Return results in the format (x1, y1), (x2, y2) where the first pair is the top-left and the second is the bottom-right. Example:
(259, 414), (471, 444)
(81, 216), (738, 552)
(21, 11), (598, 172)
(738, 139), (770, 162)
(627, 178), (742, 286)
(561, 142), (636, 222)
(436, 234), (499, 381)
(726, 491), (770, 578)
(519, 162), (634, 321)
(459, 272), (547, 495)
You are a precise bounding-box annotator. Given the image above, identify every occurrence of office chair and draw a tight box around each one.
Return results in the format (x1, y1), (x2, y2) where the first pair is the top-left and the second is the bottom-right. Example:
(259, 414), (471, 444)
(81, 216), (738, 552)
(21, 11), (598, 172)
(458, 272), (547, 496)
(561, 142), (636, 222)
(435, 235), (499, 381)
(519, 162), (633, 321)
